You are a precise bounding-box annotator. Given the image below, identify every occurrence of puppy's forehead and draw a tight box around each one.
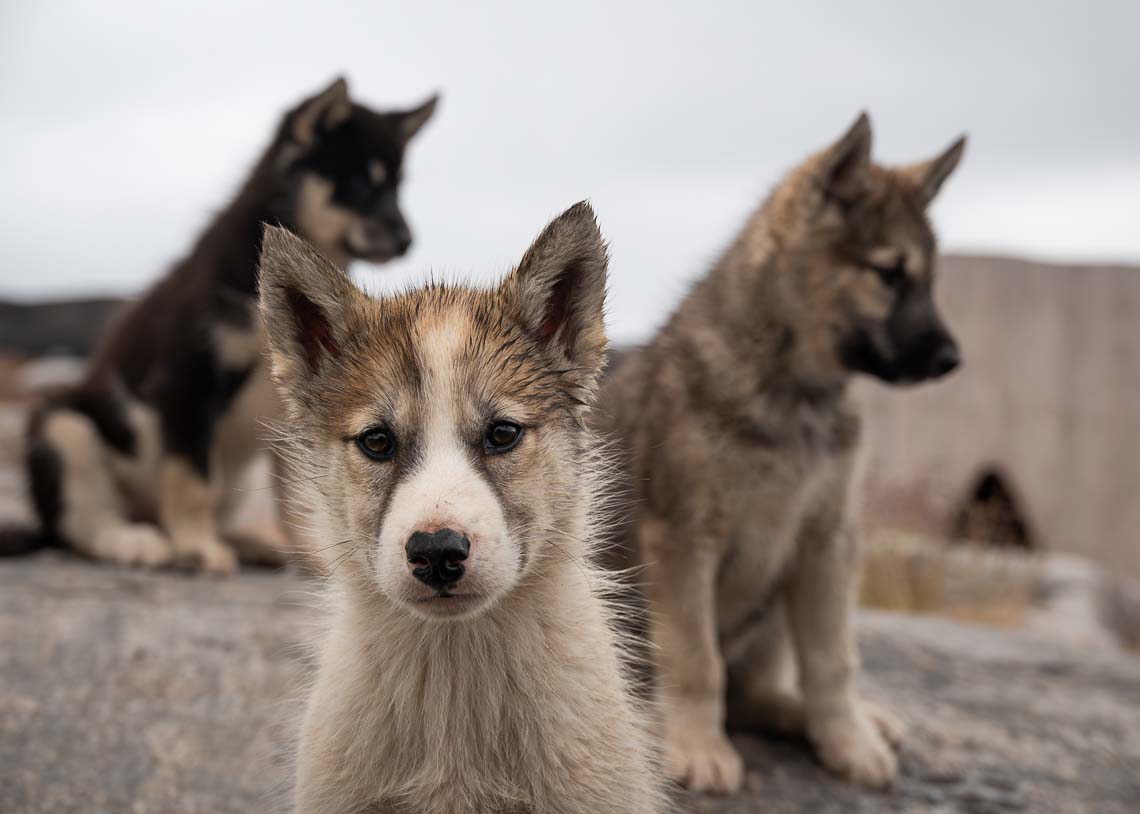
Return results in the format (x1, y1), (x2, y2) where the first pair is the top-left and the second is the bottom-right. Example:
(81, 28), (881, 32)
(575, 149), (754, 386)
(409, 295), (555, 417)
(337, 289), (555, 427)
(846, 166), (936, 273)
(412, 304), (473, 386)
(365, 293), (475, 388)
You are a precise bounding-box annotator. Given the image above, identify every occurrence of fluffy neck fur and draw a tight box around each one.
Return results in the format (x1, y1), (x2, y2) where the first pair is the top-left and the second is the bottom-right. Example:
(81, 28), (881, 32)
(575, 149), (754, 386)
(300, 524), (662, 813)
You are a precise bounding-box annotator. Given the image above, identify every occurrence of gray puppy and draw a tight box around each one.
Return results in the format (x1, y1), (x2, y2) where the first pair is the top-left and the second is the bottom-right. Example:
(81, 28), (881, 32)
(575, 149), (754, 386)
(597, 113), (965, 793)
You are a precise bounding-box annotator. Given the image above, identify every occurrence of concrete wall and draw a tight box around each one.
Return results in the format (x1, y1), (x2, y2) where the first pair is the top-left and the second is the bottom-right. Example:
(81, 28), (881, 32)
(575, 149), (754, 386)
(858, 255), (1140, 578)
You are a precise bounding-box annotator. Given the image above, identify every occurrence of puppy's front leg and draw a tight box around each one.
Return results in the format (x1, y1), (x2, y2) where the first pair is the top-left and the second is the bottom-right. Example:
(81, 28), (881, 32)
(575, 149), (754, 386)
(787, 519), (900, 788)
(641, 514), (742, 794)
(159, 457), (239, 574)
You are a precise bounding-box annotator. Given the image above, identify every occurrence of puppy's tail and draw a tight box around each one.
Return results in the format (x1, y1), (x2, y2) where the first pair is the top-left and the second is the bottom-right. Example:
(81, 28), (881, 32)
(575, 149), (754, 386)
(0, 525), (51, 557)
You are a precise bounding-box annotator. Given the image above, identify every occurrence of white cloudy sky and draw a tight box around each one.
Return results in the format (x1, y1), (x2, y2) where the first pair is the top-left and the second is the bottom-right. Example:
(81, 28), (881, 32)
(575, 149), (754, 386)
(2, 0), (1138, 341)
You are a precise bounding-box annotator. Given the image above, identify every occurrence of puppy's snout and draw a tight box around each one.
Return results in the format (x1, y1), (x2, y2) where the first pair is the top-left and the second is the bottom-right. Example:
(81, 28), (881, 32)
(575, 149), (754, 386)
(405, 528), (470, 590)
(392, 224), (412, 256)
(927, 336), (961, 378)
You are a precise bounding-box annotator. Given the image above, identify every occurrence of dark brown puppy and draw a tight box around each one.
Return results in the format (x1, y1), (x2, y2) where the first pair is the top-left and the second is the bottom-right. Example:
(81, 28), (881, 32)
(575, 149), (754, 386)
(4, 78), (437, 570)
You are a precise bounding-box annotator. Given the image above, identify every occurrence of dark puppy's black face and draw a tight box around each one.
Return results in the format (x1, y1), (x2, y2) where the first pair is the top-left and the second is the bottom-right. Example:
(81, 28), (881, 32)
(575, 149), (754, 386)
(279, 78), (438, 265)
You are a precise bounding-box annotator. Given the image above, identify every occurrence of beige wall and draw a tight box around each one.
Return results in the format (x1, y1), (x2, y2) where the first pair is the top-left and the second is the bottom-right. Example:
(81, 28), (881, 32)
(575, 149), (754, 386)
(858, 255), (1140, 578)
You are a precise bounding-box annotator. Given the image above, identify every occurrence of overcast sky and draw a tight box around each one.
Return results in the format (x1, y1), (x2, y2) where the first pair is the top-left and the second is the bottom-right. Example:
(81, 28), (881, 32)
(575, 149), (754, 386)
(2, 1), (1138, 341)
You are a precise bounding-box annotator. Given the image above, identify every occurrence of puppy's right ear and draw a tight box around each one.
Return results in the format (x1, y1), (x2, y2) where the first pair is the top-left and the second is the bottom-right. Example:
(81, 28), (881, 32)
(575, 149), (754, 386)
(288, 76), (352, 148)
(259, 226), (362, 394)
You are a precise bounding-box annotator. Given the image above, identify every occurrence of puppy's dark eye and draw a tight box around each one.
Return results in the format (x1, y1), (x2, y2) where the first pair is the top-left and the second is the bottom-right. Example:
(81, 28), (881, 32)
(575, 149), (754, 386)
(484, 421), (523, 454)
(357, 427), (396, 461)
(870, 262), (906, 289)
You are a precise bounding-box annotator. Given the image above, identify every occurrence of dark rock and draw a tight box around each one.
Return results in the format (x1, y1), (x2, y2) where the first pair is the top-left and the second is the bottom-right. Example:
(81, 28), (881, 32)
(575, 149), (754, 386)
(2, 555), (1138, 813)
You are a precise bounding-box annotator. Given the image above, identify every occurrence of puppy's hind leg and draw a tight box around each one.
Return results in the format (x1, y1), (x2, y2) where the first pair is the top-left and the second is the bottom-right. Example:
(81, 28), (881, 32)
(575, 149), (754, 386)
(724, 604), (806, 738)
(725, 605), (905, 745)
(215, 455), (290, 568)
(37, 410), (172, 567)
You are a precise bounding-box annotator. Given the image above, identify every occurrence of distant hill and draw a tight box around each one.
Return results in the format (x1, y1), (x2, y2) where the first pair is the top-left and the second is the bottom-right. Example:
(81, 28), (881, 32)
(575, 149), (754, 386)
(0, 297), (124, 357)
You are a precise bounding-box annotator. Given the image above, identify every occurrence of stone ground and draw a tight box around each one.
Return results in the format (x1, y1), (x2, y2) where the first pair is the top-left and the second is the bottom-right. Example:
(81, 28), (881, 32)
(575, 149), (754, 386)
(2, 556), (1139, 814)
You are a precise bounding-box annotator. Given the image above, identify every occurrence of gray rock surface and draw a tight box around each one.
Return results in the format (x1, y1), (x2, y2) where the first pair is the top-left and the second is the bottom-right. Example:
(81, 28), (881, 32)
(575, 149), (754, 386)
(2, 556), (1138, 814)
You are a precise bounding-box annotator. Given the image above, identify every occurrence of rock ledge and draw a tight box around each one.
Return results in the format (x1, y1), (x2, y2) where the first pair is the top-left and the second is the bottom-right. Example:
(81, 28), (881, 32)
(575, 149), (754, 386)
(2, 556), (1138, 814)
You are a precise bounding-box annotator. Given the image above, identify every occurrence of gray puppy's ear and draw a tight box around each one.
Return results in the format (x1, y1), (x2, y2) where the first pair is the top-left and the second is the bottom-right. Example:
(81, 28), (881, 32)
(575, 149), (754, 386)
(504, 201), (609, 381)
(397, 93), (440, 144)
(289, 76), (353, 148)
(899, 135), (967, 207)
(816, 111), (873, 204)
(258, 226), (363, 390)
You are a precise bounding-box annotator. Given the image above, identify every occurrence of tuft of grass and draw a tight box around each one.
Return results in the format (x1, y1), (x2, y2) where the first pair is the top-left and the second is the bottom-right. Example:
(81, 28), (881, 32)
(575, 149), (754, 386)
(858, 530), (1038, 628)
(859, 537), (946, 614)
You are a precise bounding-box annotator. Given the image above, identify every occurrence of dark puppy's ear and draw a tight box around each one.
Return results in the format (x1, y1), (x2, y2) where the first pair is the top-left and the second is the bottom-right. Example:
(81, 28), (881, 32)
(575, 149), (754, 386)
(397, 93), (440, 144)
(259, 226), (363, 392)
(504, 202), (609, 384)
(899, 135), (967, 207)
(289, 76), (353, 147)
(816, 111), (873, 204)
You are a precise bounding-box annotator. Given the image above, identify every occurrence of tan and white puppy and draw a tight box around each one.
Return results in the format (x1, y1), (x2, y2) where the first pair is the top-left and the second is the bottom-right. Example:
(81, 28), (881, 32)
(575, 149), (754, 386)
(259, 205), (664, 814)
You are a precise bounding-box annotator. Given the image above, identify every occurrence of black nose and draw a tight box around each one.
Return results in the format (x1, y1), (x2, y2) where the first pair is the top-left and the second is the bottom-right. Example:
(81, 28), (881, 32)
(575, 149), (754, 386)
(392, 225), (412, 256)
(405, 528), (470, 590)
(928, 340), (961, 378)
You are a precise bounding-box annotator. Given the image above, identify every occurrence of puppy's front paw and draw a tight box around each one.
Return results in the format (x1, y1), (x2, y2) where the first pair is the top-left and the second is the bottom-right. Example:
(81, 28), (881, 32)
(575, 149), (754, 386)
(663, 725), (744, 795)
(173, 536), (240, 575)
(865, 700), (905, 749)
(809, 704), (898, 789)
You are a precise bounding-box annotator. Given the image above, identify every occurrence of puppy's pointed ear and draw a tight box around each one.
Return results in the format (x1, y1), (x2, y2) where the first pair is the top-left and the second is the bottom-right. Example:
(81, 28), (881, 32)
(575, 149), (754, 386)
(505, 202), (609, 382)
(816, 111), (873, 204)
(900, 135), (967, 207)
(289, 76), (353, 148)
(259, 226), (362, 392)
(397, 93), (440, 144)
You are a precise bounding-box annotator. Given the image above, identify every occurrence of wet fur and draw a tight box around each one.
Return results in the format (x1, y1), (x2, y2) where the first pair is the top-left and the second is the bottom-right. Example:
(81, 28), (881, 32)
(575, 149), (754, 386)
(596, 113), (965, 793)
(260, 207), (665, 813)
(3, 78), (437, 570)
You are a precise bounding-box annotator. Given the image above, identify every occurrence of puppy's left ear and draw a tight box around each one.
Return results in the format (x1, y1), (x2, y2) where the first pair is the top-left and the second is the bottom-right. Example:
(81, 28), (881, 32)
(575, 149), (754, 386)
(397, 93), (440, 144)
(506, 201), (609, 383)
(900, 135), (967, 207)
